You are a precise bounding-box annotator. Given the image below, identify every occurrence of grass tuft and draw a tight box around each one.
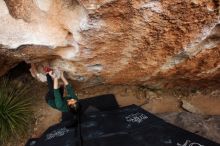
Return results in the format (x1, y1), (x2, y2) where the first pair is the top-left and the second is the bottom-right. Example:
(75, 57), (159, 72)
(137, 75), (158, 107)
(0, 77), (32, 144)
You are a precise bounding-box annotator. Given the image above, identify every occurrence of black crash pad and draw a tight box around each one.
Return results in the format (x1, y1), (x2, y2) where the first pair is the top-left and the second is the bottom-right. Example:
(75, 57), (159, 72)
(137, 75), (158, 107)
(25, 94), (219, 146)
(79, 94), (119, 114)
(33, 123), (80, 146)
(81, 105), (219, 146)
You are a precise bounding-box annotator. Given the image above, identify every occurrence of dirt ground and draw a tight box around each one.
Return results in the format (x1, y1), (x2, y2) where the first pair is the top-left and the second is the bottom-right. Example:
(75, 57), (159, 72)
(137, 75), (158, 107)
(4, 73), (220, 145)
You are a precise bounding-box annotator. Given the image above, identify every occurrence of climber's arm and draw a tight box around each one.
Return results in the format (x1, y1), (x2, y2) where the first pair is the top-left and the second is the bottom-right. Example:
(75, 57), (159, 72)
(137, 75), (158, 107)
(61, 72), (78, 100)
(61, 72), (69, 86)
(66, 84), (78, 100)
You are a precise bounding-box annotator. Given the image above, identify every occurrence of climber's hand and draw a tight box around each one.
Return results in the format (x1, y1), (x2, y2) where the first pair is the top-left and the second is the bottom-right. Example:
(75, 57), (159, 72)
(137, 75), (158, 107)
(49, 71), (56, 79)
(60, 71), (69, 85)
(60, 71), (65, 79)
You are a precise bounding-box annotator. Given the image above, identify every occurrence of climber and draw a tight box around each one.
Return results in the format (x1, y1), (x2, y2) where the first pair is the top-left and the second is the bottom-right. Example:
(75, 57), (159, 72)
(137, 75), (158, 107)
(30, 64), (80, 127)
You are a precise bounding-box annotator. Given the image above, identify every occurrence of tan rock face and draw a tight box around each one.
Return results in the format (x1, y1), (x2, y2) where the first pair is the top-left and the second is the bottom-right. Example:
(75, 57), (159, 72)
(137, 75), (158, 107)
(0, 0), (220, 89)
(181, 91), (220, 115)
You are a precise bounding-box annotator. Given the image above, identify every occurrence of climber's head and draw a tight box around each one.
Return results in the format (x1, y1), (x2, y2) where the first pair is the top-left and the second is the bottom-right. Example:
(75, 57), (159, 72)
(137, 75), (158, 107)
(67, 98), (77, 106)
(67, 99), (79, 113)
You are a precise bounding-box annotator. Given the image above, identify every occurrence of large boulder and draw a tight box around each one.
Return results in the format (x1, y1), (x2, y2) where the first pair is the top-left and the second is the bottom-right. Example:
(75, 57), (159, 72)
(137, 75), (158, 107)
(0, 0), (219, 88)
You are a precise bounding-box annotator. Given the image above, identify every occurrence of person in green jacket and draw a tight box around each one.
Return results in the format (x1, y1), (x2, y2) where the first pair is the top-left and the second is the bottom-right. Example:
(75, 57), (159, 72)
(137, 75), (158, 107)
(47, 69), (78, 113)
(30, 64), (79, 126)
(45, 68), (80, 125)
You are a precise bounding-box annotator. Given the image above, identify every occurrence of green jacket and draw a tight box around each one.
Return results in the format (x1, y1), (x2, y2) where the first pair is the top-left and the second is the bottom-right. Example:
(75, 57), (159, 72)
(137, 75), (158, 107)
(48, 84), (78, 112)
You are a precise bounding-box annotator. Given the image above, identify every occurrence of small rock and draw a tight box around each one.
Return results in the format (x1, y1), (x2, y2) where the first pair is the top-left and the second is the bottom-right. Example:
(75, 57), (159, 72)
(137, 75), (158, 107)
(181, 100), (202, 114)
(207, 1), (217, 11)
(147, 91), (158, 99)
(191, 0), (204, 5)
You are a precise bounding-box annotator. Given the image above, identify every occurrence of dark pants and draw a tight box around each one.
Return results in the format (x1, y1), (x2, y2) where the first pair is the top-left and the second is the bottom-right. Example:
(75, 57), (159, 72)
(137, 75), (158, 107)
(61, 112), (78, 127)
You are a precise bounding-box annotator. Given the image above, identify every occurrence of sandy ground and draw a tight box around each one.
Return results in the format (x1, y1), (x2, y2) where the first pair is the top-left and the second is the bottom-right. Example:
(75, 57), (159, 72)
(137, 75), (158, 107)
(158, 112), (220, 144)
(3, 73), (220, 145)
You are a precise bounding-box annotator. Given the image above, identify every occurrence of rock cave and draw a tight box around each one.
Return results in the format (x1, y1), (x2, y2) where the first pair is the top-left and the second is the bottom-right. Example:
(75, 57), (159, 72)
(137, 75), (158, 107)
(0, 0), (220, 146)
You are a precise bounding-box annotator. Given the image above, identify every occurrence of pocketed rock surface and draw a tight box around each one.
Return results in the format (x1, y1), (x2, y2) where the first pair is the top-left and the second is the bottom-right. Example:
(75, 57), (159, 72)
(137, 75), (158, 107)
(1, 2), (220, 143)
(0, 0), (219, 89)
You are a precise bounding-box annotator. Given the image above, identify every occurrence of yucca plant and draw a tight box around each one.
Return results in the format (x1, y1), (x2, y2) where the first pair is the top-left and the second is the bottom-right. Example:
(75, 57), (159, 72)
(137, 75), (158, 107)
(0, 77), (32, 144)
